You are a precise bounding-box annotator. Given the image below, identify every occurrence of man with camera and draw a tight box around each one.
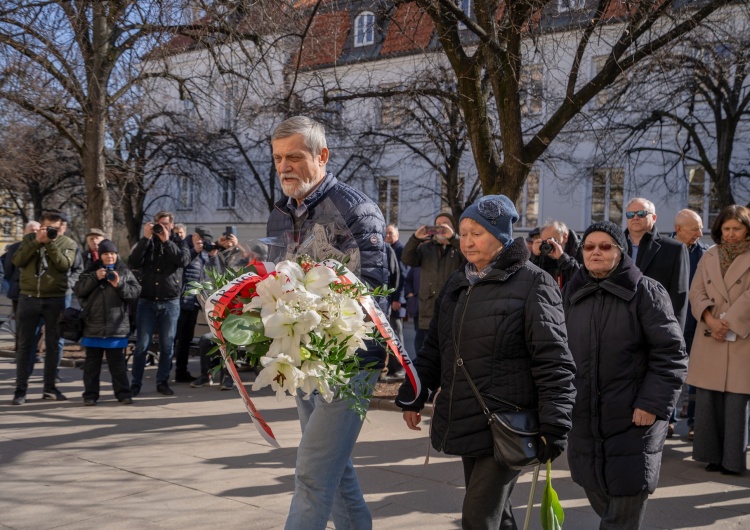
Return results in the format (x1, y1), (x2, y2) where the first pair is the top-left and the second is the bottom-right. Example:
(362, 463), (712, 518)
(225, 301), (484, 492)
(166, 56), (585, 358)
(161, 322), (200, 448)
(11, 211), (77, 405)
(530, 220), (581, 289)
(128, 211), (191, 396)
(173, 226), (221, 384)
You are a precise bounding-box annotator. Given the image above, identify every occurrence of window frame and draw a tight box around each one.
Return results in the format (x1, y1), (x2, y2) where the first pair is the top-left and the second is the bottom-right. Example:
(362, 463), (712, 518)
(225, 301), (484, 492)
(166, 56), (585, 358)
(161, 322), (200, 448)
(377, 176), (399, 226)
(515, 171), (540, 228)
(590, 168), (624, 225)
(220, 176), (236, 209)
(354, 11), (375, 48)
(178, 175), (194, 210)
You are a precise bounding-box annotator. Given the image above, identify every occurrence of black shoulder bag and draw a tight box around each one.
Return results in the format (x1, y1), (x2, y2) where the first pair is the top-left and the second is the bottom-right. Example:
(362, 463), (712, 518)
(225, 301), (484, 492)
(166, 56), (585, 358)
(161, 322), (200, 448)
(456, 355), (540, 470)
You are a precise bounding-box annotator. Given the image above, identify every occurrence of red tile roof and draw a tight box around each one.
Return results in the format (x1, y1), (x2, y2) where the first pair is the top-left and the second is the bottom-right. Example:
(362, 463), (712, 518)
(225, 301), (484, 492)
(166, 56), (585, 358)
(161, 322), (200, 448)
(298, 10), (351, 68)
(380, 2), (434, 55)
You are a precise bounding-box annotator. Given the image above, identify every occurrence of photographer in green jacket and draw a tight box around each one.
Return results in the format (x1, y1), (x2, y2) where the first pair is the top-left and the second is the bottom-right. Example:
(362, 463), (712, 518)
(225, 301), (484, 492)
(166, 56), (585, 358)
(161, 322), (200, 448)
(11, 211), (77, 405)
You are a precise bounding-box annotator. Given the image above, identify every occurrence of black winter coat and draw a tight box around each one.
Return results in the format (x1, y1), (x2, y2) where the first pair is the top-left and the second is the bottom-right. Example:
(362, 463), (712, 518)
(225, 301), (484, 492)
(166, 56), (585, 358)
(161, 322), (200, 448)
(396, 239), (577, 457)
(74, 259), (142, 338)
(562, 255), (687, 496)
(128, 234), (190, 300)
(625, 227), (689, 331)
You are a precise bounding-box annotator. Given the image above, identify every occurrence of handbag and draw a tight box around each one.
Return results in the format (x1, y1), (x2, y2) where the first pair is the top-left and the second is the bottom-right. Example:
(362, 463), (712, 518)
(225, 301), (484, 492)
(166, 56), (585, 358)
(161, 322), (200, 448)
(456, 356), (540, 470)
(57, 306), (84, 342)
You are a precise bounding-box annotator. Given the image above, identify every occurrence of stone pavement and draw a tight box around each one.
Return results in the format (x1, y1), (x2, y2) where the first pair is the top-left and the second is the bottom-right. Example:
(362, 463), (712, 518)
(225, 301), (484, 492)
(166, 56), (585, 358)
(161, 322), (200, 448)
(1, 350), (749, 529)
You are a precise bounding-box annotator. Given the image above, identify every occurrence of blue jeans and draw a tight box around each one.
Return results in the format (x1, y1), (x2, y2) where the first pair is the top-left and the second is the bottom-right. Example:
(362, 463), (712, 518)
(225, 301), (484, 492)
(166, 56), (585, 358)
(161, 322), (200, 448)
(285, 370), (376, 530)
(130, 299), (180, 387)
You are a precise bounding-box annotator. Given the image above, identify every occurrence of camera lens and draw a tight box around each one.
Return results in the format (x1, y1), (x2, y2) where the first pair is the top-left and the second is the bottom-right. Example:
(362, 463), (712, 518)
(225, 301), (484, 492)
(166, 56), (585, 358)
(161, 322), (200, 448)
(202, 239), (215, 252)
(105, 270), (117, 281)
(539, 241), (553, 256)
(46, 227), (58, 240)
(152, 224), (164, 235)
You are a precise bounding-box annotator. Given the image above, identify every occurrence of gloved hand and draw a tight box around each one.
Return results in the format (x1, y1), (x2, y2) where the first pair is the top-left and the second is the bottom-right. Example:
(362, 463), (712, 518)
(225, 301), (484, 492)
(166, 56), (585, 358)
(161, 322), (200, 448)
(538, 433), (567, 463)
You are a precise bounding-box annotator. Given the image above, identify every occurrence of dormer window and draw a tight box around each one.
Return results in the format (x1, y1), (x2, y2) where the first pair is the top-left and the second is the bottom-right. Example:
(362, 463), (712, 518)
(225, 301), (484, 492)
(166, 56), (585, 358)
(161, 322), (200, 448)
(354, 11), (375, 47)
(558, 0), (586, 12)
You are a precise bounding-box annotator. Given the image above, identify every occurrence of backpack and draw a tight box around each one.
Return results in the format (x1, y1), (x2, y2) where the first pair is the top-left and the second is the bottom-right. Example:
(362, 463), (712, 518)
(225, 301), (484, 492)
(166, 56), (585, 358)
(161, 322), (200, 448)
(57, 307), (84, 342)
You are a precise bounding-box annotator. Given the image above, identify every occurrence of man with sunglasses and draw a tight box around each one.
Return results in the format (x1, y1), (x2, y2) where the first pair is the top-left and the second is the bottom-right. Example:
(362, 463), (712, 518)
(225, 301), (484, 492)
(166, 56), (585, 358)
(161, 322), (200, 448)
(11, 211), (78, 405)
(625, 198), (689, 334)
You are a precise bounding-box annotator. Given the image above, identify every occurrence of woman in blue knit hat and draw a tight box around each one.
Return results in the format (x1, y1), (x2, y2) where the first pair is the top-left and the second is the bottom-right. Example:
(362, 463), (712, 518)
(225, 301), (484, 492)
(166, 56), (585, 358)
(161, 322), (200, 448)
(397, 195), (577, 529)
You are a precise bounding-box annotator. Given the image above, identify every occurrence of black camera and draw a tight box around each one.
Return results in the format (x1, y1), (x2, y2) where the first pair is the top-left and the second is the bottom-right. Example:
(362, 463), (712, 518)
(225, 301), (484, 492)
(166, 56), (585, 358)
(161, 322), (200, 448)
(46, 226), (58, 240)
(539, 240), (555, 256)
(152, 223), (164, 235)
(105, 270), (117, 281)
(202, 238), (217, 252)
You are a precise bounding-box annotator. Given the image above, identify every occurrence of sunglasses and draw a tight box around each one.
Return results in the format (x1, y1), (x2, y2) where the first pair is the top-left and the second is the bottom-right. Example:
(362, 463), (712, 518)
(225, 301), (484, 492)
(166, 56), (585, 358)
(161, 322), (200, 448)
(625, 210), (652, 219)
(582, 242), (619, 252)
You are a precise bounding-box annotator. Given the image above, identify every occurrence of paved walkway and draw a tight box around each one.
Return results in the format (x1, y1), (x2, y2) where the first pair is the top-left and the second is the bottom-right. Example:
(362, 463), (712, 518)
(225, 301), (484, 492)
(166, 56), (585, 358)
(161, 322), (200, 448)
(1, 349), (748, 529)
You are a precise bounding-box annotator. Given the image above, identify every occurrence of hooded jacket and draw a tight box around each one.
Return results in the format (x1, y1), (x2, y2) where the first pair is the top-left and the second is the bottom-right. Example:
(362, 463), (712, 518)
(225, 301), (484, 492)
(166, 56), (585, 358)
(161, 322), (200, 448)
(74, 259), (141, 338)
(396, 239), (576, 457)
(562, 254), (687, 496)
(13, 232), (77, 298)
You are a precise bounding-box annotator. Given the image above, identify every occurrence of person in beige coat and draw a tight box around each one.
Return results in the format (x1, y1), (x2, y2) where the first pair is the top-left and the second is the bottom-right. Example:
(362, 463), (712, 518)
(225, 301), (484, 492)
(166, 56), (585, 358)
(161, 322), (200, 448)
(686, 205), (750, 475)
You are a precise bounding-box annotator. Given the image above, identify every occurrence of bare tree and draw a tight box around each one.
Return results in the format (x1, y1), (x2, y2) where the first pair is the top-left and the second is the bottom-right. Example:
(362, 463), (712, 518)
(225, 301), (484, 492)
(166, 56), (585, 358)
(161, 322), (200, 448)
(618, 6), (750, 208)
(408, 0), (736, 201)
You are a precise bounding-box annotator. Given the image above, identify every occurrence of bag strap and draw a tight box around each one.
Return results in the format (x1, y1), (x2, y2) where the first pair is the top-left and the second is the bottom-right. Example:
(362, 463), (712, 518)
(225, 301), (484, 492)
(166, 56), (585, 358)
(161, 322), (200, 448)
(455, 353), (493, 420)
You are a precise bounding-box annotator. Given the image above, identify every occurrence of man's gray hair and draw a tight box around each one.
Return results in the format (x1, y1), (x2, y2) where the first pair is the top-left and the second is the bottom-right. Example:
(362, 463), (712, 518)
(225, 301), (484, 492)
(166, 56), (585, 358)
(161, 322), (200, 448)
(272, 116), (327, 156)
(626, 197), (656, 213)
(541, 220), (568, 239)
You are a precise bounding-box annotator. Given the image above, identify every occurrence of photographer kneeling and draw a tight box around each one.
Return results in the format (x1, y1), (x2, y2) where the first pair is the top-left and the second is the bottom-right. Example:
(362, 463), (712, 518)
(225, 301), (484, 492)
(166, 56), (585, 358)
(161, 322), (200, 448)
(74, 240), (141, 405)
(531, 220), (581, 289)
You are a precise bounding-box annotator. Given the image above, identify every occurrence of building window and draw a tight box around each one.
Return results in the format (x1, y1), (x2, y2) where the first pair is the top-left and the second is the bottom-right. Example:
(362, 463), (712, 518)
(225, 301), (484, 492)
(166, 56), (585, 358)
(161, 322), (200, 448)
(558, 0), (586, 12)
(591, 168), (624, 224)
(591, 55), (627, 109)
(377, 176), (399, 225)
(178, 176), (194, 210)
(380, 95), (408, 127)
(221, 82), (237, 130)
(515, 171), (540, 228)
(687, 166), (720, 228)
(520, 64), (544, 116)
(354, 11), (375, 47)
(220, 177), (236, 208)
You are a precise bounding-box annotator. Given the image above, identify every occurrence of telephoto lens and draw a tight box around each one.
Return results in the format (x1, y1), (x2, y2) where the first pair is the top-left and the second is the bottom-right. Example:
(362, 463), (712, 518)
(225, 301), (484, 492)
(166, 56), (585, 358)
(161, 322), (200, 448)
(152, 223), (164, 235)
(46, 226), (58, 240)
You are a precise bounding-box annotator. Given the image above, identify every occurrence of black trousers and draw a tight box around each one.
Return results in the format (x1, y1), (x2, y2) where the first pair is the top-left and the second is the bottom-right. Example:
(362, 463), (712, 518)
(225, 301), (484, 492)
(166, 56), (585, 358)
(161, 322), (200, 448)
(461, 455), (520, 530)
(173, 306), (199, 377)
(585, 489), (649, 530)
(83, 346), (131, 401)
(15, 295), (65, 394)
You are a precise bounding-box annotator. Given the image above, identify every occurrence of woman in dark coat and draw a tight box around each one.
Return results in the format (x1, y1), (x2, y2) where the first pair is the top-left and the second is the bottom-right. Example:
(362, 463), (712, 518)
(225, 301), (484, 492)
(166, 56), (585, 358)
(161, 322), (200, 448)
(74, 240), (141, 405)
(397, 196), (576, 530)
(562, 221), (687, 529)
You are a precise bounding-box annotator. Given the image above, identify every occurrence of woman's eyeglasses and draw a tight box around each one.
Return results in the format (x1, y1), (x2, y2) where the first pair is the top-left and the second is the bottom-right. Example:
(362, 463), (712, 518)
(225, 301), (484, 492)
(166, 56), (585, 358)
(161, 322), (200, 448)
(582, 242), (619, 252)
(625, 210), (652, 219)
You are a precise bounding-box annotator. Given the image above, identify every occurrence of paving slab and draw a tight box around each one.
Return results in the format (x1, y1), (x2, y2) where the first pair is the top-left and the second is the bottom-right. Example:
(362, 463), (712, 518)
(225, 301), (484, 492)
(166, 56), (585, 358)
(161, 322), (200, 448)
(1, 354), (749, 530)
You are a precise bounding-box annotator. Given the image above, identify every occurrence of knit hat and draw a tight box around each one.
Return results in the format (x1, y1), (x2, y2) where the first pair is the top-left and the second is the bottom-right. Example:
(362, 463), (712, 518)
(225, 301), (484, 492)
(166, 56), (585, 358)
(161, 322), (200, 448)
(582, 221), (627, 250)
(97, 239), (118, 255)
(195, 226), (213, 239)
(86, 228), (106, 238)
(459, 195), (519, 246)
(434, 212), (457, 230)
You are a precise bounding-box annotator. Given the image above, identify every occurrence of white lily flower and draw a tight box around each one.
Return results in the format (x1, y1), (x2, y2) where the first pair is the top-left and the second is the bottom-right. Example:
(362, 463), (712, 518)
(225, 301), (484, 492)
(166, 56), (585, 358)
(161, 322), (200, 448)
(276, 260), (305, 288)
(263, 307), (321, 364)
(252, 354), (304, 399)
(303, 264), (339, 296)
(298, 359), (335, 402)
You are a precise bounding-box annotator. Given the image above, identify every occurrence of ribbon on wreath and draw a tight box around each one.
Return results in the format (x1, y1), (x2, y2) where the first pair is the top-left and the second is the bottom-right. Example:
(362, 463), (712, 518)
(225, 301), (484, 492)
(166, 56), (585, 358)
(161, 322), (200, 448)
(202, 264), (279, 448)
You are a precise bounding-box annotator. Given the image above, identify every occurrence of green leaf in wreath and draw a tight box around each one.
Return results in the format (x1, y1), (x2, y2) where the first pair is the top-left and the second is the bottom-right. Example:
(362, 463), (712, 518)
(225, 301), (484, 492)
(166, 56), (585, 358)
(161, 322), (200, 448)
(221, 313), (268, 345)
(540, 459), (564, 530)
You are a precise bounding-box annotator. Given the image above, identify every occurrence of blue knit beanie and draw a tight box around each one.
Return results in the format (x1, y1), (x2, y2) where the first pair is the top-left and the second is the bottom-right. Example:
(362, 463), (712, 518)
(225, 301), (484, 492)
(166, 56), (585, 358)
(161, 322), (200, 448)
(459, 195), (519, 246)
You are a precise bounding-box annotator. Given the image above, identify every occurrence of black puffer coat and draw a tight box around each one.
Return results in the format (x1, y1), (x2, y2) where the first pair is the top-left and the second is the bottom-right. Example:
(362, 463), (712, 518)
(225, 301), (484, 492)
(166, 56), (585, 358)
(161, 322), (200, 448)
(128, 234), (190, 300)
(74, 259), (141, 338)
(396, 238), (576, 457)
(562, 254), (687, 496)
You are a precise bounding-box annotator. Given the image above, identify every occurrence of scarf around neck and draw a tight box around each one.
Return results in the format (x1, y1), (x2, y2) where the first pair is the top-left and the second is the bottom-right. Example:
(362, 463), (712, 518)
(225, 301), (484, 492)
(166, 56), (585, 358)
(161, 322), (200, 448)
(718, 238), (750, 276)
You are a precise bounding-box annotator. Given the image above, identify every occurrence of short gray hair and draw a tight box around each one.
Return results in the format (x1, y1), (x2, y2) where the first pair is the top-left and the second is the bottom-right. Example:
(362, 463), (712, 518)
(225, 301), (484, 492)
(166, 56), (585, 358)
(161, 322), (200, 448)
(626, 197), (655, 213)
(272, 116), (327, 156)
(541, 220), (568, 239)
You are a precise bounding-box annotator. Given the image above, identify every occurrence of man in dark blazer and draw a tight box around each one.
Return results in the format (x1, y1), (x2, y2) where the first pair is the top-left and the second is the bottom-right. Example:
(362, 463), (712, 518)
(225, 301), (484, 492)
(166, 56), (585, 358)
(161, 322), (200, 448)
(624, 198), (689, 332)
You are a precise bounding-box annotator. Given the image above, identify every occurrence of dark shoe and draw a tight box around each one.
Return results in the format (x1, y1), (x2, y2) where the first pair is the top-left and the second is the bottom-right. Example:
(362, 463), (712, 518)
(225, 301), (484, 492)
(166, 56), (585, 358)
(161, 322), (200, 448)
(12, 392), (26, 405)
(667, 423), (675, 438)
(706, 463), (724, 472)
(42, 388), (67, 401)
(130, 384), (141, 397)
(219, 375), (234, 391)
(156, 383), (174, 396)
(119, 397), (133, 405)
(175, 372), (196, 383)
(83, 399), (97, 406)
(190, 374), (211, 388)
